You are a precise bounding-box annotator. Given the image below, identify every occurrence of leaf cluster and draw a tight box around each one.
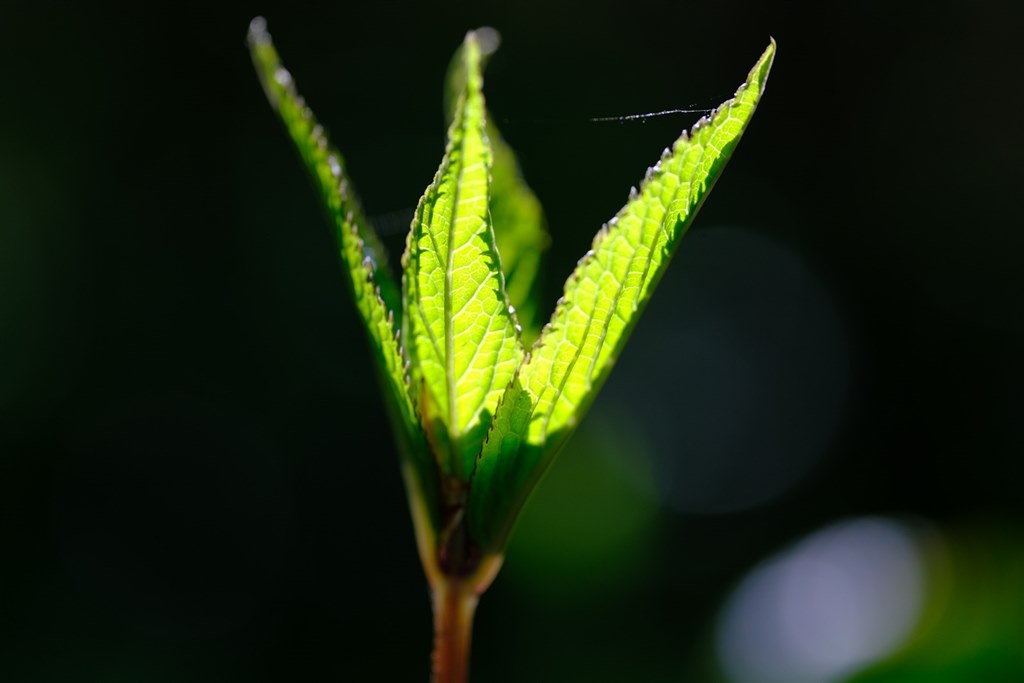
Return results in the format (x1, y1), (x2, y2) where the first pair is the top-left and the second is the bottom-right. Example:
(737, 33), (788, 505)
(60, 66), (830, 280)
(249, 17), (774, 580)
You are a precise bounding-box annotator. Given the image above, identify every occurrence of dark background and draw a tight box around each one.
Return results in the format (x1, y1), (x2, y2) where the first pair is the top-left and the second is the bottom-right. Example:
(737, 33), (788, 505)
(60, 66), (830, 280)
(1, 1), (1021, 681)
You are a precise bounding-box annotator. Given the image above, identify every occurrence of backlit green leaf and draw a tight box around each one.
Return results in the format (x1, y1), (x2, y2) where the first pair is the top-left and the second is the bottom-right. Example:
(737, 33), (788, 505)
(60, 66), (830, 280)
(248, 19), (439, 537)
(465, 378), (536, 549)
(469, 39), (776, 551)
(248, 19), (401, 321)
(403, 31), (522, 483)
(444, 30), (549, 347)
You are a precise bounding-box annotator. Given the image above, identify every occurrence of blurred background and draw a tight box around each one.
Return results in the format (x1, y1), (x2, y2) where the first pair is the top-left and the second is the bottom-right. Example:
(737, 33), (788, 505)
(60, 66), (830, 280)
(1, 1), (1022, 681)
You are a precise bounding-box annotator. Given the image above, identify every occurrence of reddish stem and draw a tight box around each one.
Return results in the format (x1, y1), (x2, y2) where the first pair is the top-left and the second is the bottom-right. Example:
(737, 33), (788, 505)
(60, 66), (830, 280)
(431, 578), (478, 683)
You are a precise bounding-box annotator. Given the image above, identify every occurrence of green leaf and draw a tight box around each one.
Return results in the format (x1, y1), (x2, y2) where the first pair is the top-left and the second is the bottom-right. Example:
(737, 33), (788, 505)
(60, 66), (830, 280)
(464, 378), (536, 550)
(444, 29), (550, 347)
(248, 19), (401, 322)
(468, 39), (776, 551)
(403, 30), (523, 484)
(248, 18), (439, 537)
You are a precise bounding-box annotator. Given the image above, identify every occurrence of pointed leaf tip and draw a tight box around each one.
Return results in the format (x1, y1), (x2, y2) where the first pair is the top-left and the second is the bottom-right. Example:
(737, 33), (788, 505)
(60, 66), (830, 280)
(248, 16), (269, 45)
(750, 38), (776, 91)
(470, 27), (501, 56)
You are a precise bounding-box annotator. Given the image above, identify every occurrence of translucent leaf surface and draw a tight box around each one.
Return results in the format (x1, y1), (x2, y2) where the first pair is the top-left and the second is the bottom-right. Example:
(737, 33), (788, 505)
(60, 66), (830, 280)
(444, 30), (549, 346)
(248, 18), (439, 538)
(403, 31), (522, 482)
(469, 40), (776, 551)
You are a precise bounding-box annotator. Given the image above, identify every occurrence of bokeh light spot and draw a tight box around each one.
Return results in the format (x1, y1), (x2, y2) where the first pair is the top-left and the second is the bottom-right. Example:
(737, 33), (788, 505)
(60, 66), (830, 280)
(716, 517), (927, 683)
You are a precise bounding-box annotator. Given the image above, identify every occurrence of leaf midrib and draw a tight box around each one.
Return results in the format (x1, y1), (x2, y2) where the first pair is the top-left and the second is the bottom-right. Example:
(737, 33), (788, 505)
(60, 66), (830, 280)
(445, 165), (460, 473)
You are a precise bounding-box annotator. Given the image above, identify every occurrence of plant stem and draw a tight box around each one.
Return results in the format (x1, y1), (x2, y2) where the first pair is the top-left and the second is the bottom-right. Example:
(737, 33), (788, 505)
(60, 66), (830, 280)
(431, 577), (478, 683)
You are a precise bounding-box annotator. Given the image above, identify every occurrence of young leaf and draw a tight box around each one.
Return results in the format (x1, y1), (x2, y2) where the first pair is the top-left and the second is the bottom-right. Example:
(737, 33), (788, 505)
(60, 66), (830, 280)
(444, 30), (550, 347)
(248, 19), (440, 539)
(404, 31), (522, 483)
(248, 19), (401, 321)
(468, 39), (777, 552)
